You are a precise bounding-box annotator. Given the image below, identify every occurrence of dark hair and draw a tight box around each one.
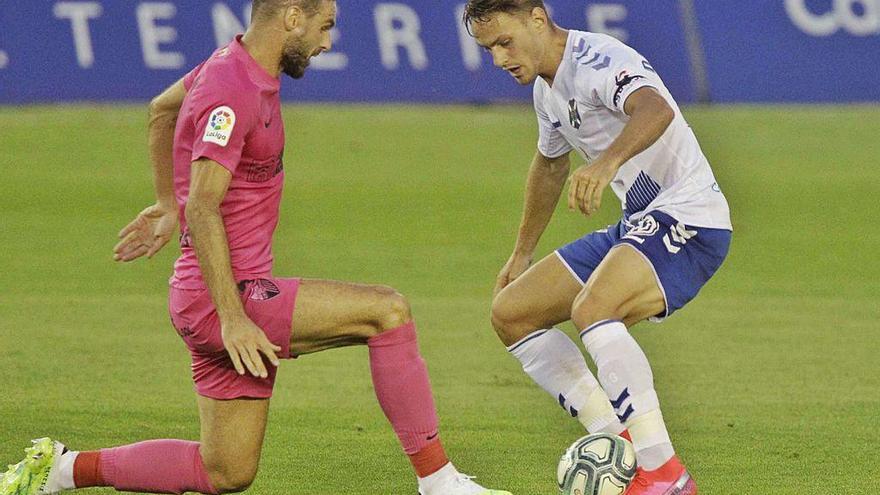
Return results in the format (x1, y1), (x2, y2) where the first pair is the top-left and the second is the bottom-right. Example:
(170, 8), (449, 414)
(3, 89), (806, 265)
(251, 0), (323, 20)
(462, 0), (548, 31)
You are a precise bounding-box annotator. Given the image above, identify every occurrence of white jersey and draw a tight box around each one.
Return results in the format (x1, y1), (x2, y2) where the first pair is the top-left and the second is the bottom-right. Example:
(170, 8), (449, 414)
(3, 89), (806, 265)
(534, 30), (731, 230)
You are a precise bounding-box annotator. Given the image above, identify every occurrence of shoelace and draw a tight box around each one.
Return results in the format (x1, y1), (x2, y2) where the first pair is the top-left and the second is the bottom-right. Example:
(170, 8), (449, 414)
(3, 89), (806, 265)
(416, 474), (479, 495)
(454, 474), (477, 485)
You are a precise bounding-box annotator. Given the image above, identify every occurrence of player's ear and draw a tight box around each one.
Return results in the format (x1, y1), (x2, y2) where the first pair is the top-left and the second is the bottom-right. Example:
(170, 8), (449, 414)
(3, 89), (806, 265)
(530, 7), (548, 31)
(283, 5), (305, 33)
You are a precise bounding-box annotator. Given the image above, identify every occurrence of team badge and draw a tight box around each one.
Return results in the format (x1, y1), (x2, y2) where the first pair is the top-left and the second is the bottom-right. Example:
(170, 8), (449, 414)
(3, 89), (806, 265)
(203, 106), (236, 147)
(622, 215), (660, 244)
(568, 99), (581, 129)
(249, 279), (281, 301)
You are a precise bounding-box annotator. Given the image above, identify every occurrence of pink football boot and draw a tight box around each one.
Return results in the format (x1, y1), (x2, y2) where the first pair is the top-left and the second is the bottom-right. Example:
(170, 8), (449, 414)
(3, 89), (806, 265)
(625, 456), (697, 495)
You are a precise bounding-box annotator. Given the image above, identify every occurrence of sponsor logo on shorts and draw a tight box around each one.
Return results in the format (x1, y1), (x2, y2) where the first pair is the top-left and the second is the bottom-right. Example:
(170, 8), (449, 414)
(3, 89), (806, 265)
(203, 106), (236, 147)
(663, 222), (698, 254)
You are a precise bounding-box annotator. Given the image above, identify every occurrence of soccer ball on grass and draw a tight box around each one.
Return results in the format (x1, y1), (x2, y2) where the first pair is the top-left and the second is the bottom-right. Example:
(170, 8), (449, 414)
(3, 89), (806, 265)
(557, 433), (637, 495)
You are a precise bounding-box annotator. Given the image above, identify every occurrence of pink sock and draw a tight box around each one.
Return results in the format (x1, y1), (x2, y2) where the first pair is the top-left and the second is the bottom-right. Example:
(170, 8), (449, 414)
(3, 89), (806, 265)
(368, 322), (443, 464)
(98, 440), (218, 494)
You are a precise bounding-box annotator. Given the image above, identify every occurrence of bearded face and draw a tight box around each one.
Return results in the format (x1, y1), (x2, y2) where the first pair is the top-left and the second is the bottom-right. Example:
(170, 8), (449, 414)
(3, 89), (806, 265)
(278, 1), (336, 80)
(280, 39), (312, 79)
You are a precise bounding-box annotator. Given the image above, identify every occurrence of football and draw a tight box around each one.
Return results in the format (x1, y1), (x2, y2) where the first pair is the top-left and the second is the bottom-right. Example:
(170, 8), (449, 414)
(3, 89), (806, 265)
(557, 433), (638, 495)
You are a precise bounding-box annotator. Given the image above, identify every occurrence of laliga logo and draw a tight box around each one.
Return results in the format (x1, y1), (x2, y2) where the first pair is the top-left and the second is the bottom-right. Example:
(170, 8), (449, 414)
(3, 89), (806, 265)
(210, 110), (233, 131)
(785, 0), (880, 36)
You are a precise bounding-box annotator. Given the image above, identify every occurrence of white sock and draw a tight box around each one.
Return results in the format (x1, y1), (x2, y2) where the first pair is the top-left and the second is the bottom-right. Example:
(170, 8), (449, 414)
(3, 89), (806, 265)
(50, 449), (77, 491)
(581, 320), (675, 470)
(509, 329), (624, 435)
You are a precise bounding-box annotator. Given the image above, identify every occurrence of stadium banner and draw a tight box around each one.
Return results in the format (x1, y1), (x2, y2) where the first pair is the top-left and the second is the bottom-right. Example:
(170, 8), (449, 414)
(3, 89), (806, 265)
(0, 1), (693, 104)
(0, 1), (877, 103)
(693, 0), (880, 102)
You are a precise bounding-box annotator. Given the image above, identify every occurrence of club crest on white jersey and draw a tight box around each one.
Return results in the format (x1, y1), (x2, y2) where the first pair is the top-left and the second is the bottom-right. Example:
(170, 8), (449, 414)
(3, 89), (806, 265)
(203, 106), (236, 147)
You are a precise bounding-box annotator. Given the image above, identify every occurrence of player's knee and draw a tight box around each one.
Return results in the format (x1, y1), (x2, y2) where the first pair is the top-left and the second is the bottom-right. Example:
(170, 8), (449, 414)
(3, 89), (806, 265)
(209, 470), (256, 493)
(205, 458), (258, 493)
(570, 289), (622, 331)
(490, 292), (536, 347)
(374, 286), (413, 334)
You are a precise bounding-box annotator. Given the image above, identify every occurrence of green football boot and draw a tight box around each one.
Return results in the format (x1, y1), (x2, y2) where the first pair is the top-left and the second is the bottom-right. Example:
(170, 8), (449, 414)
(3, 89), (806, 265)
(1, 438), (66, 495)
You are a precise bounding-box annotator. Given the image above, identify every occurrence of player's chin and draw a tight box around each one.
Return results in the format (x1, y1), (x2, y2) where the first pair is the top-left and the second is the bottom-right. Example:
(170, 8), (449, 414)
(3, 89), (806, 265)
(512, 72), (537, 85)
(283, 63), (309, 80)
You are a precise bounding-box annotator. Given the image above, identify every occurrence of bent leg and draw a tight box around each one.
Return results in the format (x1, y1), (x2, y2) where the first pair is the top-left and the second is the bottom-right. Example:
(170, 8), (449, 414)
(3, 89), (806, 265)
(3, 437), (220, 495)
(570, 244), (665, 329)
(288, 280), (445, 477)
(572, 245), (674, 471)
(197, 396), (269, 493)
(491, 253), (624, 434)
(68, 396), (267, 494)
(289, 279), (412, 355)
(490, 253), (582, 346)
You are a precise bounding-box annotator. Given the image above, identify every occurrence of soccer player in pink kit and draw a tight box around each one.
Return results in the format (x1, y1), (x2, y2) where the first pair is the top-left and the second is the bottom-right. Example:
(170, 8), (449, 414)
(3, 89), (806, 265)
(0, 1), (509, 495)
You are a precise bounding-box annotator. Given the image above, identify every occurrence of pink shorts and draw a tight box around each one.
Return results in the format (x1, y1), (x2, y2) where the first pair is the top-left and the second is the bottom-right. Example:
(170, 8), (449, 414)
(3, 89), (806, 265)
(168, 277), (300, 400)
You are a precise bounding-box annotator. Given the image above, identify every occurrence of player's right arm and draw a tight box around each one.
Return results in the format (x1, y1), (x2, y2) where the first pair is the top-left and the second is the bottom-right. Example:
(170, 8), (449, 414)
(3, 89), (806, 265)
(496, 151), (570, 294)
(114, 79), (187, 262)
(496, 84), (574, 294)
(186, 159), (281, 379)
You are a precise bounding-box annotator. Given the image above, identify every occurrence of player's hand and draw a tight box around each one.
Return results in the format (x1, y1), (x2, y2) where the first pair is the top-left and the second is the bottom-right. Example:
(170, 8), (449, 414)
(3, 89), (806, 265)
(221, 316), (282, 379)
(567, 160), (617, 217)
(114, 203), (179, 262)
(495, 252), (533, 296)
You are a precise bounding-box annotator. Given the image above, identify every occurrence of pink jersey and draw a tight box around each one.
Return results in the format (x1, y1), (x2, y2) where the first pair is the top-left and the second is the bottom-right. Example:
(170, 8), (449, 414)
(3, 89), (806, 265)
(170, 35), (285, 289)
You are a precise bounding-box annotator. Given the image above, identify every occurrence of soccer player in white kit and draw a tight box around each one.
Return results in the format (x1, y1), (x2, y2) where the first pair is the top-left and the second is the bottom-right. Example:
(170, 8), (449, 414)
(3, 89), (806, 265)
(464, 1), (732, 494)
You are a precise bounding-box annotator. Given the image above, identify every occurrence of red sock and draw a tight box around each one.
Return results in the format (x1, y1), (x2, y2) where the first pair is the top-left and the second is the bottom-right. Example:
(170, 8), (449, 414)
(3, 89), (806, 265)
(72, 451), (104, 488)
(409, 439), (449, 478)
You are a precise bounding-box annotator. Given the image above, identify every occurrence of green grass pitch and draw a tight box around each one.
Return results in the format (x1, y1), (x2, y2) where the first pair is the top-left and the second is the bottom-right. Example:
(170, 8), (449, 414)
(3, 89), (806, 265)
(0, 104), (877, 494)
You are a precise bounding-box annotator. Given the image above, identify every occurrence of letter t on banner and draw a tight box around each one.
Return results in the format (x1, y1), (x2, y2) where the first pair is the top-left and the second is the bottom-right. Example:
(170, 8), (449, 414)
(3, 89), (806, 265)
(53, 2), (104, 68)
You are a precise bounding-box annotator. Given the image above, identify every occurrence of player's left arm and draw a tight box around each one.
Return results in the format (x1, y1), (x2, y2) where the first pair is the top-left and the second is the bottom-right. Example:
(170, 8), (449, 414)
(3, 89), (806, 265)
(114, 79), (187, 262)
(568, 87), (674, 217)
